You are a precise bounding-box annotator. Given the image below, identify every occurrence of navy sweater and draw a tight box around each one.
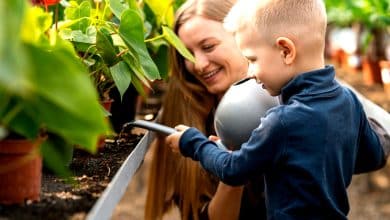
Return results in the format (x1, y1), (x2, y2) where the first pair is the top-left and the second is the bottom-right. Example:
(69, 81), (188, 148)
(179, 66), (385, 220)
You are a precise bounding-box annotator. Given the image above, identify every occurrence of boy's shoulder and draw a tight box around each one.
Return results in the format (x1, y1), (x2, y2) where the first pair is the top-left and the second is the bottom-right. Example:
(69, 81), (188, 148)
(264, 104), (299, 128)
(269, 99), (322, 127)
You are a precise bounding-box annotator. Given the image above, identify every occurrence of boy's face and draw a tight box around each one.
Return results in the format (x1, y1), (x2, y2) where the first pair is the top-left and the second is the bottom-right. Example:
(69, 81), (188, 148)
(234, 26), (292, 96)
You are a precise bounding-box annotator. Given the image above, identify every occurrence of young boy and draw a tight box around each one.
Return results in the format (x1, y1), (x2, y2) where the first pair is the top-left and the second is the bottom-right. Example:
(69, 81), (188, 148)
(166, 0), (389, 219)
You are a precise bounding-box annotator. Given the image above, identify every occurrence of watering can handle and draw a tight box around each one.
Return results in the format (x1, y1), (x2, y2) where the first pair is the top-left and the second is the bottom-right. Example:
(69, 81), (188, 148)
(124, 120), (176, 136)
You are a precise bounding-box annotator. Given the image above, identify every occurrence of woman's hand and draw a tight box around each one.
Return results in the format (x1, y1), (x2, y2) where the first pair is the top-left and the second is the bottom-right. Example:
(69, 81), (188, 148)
(208, 182), (244, 220)
(165, 125), (190, 153)
(208, 135), (220, 142)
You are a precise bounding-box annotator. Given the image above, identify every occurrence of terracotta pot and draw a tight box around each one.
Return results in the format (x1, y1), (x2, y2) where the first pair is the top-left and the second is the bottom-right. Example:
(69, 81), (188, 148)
(330, 48), (345, 67)
(101, 99), (114, 112)
(361, 57), (382, 86)
(379, 60), (390, 98)
(0, 139), (42, 204)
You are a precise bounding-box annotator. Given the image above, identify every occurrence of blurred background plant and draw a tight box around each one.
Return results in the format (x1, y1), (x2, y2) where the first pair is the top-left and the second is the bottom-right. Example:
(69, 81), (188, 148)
(325, 0), (390, 86)
(51, 0), (193, 99)
(43, 0), (194, 132)
(0, 0), (109, 177)
(0, 0), (194, 178)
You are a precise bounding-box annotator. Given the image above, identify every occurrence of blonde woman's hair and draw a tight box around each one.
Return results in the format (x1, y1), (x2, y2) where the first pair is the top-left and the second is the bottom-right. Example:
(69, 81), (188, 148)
(145, 0), (236, 220)
(224, 0), (327, 48)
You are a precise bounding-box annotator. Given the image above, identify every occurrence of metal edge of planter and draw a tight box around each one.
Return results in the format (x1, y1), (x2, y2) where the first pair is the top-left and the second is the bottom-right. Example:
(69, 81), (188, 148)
(86, 131), (155, 220)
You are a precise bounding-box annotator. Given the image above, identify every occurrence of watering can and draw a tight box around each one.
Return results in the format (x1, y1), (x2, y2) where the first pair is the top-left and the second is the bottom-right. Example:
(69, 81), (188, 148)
(124, 77), (279, 150)
(213, 77), (279, 150)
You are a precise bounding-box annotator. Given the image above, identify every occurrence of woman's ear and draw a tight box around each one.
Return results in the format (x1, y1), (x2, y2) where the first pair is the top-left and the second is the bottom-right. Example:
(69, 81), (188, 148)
(275, 37), (296, 65)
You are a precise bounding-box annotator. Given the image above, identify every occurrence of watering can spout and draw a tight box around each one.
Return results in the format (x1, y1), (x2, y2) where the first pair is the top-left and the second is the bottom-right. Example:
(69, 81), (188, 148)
(122, 120), (176, 136)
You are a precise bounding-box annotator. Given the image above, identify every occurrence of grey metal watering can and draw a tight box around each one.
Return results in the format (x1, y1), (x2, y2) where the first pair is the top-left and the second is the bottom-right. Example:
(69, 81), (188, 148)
(124, 78), (279, 151)
(214, 77), (279, 150)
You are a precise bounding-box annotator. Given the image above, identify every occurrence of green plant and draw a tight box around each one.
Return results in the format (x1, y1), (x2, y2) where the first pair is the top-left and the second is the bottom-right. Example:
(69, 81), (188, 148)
(0, 0), (109, 177)
(56, 0), (194, 101)
(326, 0), (390, 60)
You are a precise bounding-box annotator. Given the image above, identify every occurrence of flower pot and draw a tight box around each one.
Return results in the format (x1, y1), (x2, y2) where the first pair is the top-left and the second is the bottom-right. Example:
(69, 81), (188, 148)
(0, 138), (42, 205)
(101, 99), (114, 113)
(379, 60), (390, 98)
(109, 86), (139, 133)
(330, 48), (345, 67)
(361, 57), (382, 86)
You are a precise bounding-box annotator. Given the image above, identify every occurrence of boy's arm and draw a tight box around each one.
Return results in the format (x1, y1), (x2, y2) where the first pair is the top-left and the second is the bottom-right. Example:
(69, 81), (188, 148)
(368, 117), (390, 159)
(354, 116), (390, 174)
(175, 112), (283, 186)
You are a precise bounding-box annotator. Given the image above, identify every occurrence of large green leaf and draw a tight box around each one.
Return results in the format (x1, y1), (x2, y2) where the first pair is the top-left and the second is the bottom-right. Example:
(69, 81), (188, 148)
(59, 28), (96, 45)
(64, 1), (91, 33)
(144, 0), (174, 26)
(130, 72), (147, 98)
(119, 9), (161, 80)
(162, 26), (195, 63)
(40, 137), (73, 180)
(153, 45), (169, 79)
(20, 6), (52, 45)
(122, 51), (151, 90)
(110, 61), (132, 101)
(0, 0), (32, 96)
(7, 107), (40, 139)
(109, 0), (128, 19)
(96, 27), (119, 66)
(26, 43), (109, 152)
(0, 96), (40, 139)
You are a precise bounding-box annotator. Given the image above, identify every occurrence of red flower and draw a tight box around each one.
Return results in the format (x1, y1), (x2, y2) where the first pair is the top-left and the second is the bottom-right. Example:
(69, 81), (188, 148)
(42, 0), (60, 5)
(31, 0), (60, 6)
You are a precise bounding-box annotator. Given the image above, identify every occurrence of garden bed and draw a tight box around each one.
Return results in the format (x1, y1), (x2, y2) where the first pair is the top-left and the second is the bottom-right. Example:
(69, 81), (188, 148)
(0, 132), (143, 220)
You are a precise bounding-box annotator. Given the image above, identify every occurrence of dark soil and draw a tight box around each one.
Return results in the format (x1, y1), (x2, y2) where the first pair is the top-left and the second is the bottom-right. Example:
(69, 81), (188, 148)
(0, 132), (143, 220)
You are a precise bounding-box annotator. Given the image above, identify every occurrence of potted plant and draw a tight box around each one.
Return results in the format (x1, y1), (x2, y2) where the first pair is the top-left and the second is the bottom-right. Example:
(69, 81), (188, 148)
(0, 0), (109, 204)
(325, 0), (360, 70)
(325, 0), (389, 84)
(357, 0), (389, 86)
(329, 0), (389, 85)
(56, 0), (194, 132)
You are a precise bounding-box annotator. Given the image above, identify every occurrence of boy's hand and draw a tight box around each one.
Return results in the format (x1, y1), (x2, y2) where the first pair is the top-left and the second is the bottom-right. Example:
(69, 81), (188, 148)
(166, 125), (190, 153)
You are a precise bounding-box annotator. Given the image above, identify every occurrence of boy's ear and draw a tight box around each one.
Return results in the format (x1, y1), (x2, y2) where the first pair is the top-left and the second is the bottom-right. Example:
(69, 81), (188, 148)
(275, 37), (296, 65)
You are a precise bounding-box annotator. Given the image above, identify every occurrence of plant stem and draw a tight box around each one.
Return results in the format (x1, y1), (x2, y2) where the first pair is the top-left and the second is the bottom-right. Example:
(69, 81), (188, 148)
(144, 34), (164, 42)
(2, 103), (23, 127)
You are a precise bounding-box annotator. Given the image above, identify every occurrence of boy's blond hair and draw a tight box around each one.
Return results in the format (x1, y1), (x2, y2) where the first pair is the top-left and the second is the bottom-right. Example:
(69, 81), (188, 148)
(224, 0), (327, 51)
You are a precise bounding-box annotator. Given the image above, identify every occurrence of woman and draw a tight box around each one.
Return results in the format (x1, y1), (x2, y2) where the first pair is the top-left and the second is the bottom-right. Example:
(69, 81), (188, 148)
(144, 0), (267, 219)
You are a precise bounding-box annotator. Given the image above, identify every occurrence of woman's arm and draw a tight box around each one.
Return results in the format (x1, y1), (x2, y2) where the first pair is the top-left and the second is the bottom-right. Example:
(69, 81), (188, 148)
(207, 182), (244, 220)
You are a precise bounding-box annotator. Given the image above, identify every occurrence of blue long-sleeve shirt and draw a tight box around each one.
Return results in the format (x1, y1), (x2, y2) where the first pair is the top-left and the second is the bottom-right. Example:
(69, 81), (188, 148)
(179, 65), (385, 220)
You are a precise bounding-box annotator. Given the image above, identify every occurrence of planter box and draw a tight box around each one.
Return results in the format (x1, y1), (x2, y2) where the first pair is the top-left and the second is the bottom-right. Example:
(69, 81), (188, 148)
(0, 132), (151, 219)
(86, 131), (154, 220)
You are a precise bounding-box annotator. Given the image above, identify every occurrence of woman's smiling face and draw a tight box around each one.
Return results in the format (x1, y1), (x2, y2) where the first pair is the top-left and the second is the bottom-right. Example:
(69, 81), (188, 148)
(178, 16), (248, 96)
